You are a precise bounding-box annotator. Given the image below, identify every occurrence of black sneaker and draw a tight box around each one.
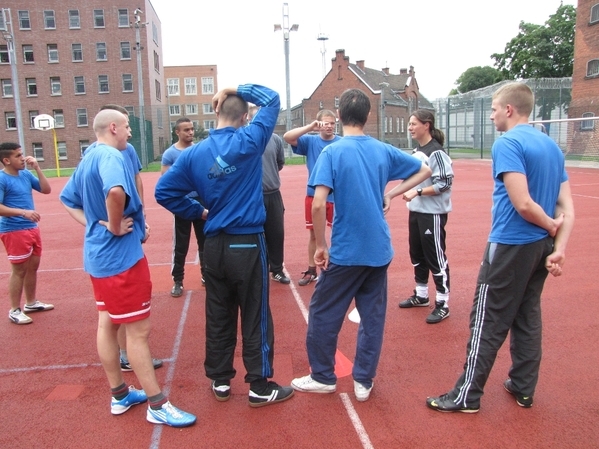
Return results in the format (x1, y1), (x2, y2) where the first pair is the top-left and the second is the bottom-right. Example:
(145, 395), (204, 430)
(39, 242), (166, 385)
(426, 301), (450, 323)
(298, 269), (318, 286)
(248, 381), (294, 408)
(171, 281), (183, 297)
(399, 290), (430, 308)
(503, 379), (533, 408)
(426, 393), (479, 413)
(271, 271), (291, 284)
(212, 381), (231, 402)
(121, 358), (164, 372)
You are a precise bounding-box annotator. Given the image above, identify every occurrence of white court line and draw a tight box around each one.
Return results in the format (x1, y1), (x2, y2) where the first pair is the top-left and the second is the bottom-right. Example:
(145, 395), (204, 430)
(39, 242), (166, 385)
(283, 267), (373, 449)
(573, 193), (599, 199)
(149, 289), (193, 449)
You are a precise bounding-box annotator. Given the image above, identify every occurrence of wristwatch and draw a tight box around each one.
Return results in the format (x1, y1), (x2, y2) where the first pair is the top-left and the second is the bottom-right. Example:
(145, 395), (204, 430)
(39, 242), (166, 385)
(417, 188), (423, 196)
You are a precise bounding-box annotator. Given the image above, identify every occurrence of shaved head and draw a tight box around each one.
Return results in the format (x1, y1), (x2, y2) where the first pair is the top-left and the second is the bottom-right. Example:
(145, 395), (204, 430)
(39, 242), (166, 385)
(94, 109), (127, 135)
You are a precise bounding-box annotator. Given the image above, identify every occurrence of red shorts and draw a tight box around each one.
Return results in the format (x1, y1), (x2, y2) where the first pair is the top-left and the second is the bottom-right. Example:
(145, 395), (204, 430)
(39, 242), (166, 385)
(304, 195), (333, 229)
(91, 256), (152, 324)
(0, 228), (42, 264)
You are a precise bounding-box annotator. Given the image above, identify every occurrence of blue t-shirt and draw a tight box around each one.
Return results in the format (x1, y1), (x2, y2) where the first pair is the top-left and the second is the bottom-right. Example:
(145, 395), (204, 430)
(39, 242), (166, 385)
(60, 144), (145, 277)
(309, 135), (423, 267)
(155, 84), (280, 238)
(0, 170), (42, 233)
(85, 142), (141, 180)
(489, 124), (568, 245)
(293, 134), (340, 199)
(161, 144), (200, 199)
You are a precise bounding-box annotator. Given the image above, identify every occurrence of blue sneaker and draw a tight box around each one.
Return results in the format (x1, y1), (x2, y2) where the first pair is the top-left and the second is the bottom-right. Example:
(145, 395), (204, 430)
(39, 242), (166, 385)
(146, 401), (197, 427)
(111, 386), (147, 415)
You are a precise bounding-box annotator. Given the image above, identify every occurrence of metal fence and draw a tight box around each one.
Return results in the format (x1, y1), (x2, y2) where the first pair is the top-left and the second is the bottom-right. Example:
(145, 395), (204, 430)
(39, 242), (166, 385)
(434, 78), (579, 160)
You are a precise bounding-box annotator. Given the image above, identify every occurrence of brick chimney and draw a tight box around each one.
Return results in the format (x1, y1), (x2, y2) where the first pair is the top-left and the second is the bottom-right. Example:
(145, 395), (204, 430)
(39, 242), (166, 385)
(356, 60), (365, 71)
(400, 68), (408, 74)
(382, 67), (389, 75)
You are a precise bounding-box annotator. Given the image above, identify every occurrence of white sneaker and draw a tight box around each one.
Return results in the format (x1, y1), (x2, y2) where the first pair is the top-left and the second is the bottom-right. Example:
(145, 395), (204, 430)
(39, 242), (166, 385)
(9, 308), (32, 324)
(291, 375), (336, 393)
(23, 300), (54, 313)
(354, 380), (373, 402)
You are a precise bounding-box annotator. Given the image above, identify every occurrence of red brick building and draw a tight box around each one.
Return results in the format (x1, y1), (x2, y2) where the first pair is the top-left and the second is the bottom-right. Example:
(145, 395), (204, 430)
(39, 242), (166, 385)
(569, 0), (599, 155)
(164, 65), (218, 141)
(0, 0), (166, 169)
(285, 49), (434, 148)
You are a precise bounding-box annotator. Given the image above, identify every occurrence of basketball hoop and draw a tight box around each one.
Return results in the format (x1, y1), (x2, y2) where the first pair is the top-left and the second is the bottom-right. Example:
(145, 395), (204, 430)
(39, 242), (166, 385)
(33, 114), (55, 131)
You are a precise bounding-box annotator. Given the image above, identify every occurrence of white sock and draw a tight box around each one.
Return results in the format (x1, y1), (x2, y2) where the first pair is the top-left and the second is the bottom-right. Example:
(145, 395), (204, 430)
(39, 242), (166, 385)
(415, 285), (428, 298)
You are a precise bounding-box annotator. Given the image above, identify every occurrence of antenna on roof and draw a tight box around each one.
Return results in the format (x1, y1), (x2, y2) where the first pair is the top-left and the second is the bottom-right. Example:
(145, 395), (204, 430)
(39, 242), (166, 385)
(317, 32), (329, 79)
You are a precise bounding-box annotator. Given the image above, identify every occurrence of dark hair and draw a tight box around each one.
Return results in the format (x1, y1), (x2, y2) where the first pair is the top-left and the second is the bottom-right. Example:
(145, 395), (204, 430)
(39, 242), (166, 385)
(175, 117), (192, 130)
(0, 142), (21, 163)
(410, 109), (444, 146)
(220, 94), (248, 122)
(100, 104), (129, 116)
(338, 89), (370, 127)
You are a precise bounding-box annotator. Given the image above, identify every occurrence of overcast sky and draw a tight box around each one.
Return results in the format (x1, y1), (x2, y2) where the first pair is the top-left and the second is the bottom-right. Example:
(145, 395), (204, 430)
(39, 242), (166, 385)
(149, 0), (576, 106)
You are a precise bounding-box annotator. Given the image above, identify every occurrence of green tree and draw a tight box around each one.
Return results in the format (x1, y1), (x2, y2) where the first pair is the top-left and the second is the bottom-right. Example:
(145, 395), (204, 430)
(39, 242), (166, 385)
(451, 66), (504, 94)
(491, 4), (575, 79)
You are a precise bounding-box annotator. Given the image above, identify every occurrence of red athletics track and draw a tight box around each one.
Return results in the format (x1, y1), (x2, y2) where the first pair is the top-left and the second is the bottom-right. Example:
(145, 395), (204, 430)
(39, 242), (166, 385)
(0, 160), (597, 449)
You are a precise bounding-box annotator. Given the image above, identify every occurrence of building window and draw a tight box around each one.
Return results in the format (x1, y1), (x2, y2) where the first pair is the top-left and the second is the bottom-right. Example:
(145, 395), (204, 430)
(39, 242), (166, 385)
(401, 117), (405, 133)
(334, 96), (339, 108)
(581, 112), (595, 130)
(32, 143), (44, 160)
(74, 76), (85, 94)
(155, 80), (161, 101)
(185, 77), (197, 95)
(76, 108), (88, 127)
(591, 4), (599, 23)
(169, 105), (181, 116)
(152, 22), (158, 44)
(95, 43), (107, 61)
(94, 10), (105, 28)
(186, 104), (198, 115)
(69, 10), (80, 29)
(122, 74), (133, 92)
(44, 10), (56, 29)
(98, 75), (109, 93)
(118, 9), (129, 27)
(201, 77), (214, 95)
(383, 117), (387, 133)
(26, 78), (37, 96)
(23, 45), (34, 63)
(2, 79), (12, 97)
(79, 140), (90, 157)
(192, 120), (200, 131)
(5, 112), (16, 129)
(57, 142), (67, 160)
(0, 14), (5, 31)
(202, 104), (214, 114)
(167, 78), (179, 96)
(204, 120), (216, 130)
(18, 11), (31, 30)
(72, 43), (83, 62)
(50, 77), (61, 95)
(319, 101), (323, 109)
(47, 44), (58, 62)
(29, 110), (39, 128)
(124, 106), (135, 116)
(120, 42), (131, 60)
(153, 51), (160, 72)
(587, 59), (599, 77)
(53, 109), (64, 128)
(157, 110), (163, 128)
(0, 45), (9, 63)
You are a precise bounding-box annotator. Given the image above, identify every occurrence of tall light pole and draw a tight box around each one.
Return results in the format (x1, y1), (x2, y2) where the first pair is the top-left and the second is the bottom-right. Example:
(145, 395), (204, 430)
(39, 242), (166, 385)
(274, 3), (298, 139)
(133, 8), (148, 167)
(379, 82), (389, 141)
(1, 9), (25, 153)
(317, 32), (329, 79)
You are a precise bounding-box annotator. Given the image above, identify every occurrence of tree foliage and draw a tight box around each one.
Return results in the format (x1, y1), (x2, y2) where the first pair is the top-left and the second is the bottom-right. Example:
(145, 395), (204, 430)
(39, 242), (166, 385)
(491, 4), (576, 79)
(451, 66), (504, 95)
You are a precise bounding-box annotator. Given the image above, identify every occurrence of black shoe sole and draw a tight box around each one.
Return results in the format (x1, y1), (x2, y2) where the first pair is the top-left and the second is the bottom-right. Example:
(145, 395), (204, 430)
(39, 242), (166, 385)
(248, 390), (294, 408)
(503, 380), (533, 408)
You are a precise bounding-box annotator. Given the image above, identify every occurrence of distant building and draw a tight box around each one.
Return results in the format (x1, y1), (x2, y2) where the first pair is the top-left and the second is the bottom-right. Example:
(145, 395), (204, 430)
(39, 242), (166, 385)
(569, 0), (599, 156)
(163, 65), (218, 146)
(0, 0), (167, 168)
(283, 49), (434, 148)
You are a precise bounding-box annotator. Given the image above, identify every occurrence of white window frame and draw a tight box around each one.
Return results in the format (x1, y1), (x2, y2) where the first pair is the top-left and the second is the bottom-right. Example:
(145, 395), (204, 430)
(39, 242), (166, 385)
(0, 45), (9, 64)
(94, 9), (105, 28)
(53, 109), (65, 128)
(23, 45), (34, 63)
(204, 120), (216, 130)
(591, 4), (599, 23)
(29, 110), (39, 128)
(167, 78), (179, 96)
(47, 44), (58, 62)
(202, 103), (214, 114)
(79, 140), (90, 157)
(184, 77), (197, 95)
(26, 78), (37, 96)
(155, 79), (161, 101)
(186, 104), (199, 115)
(50, 77), (61, 95)
(120, 42), (131, 60)
(74, 76), (85, 94)
(587, 59), (599, 77)
(57, 142), (68, 160)
(118, 9), (129, 27)
(169, 105), (181, 116)
(122, 74), (133, 92)
(5, 112), (16, 129)
(76, 108), (88, 127)
(44, 10), (56, 29)
(201, 77), (214, 95)
(98, 75), (109, 93)
(581, 112), (595, 130)
(32, 143), (44, 161)
(18, 11), (31, 30)
(72, 43), (83, 62)
(2, 79), (12, 97)
(96, 43), (107, 61)
(69, 10), (80, 29)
